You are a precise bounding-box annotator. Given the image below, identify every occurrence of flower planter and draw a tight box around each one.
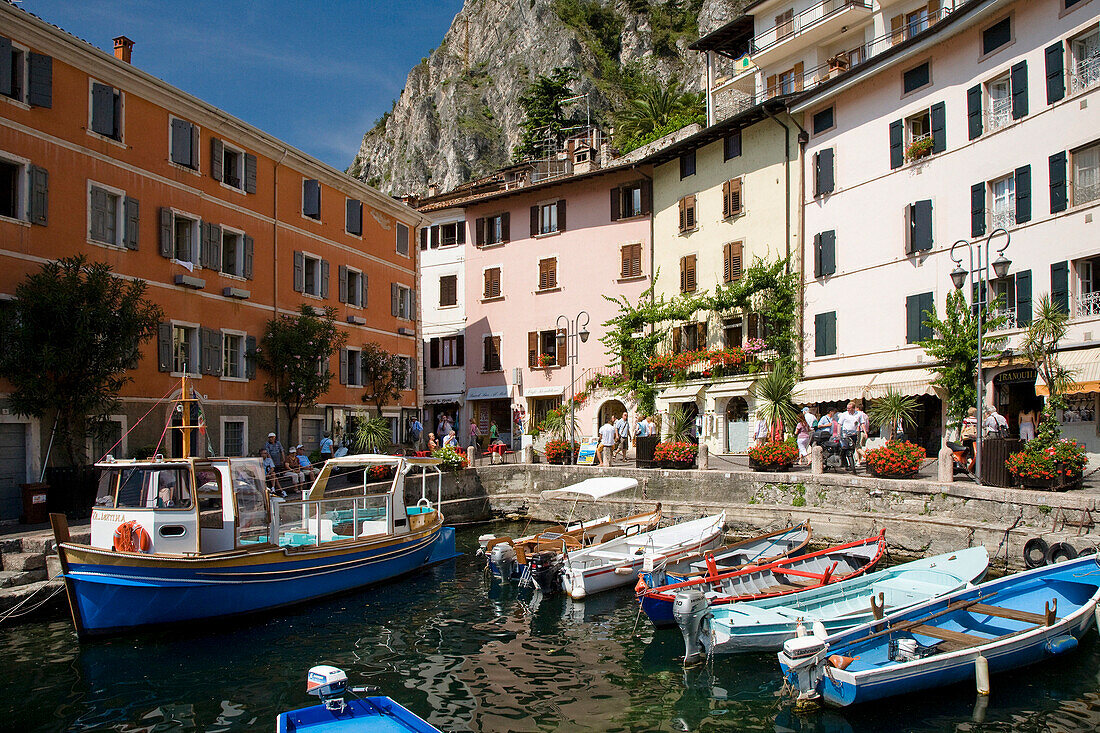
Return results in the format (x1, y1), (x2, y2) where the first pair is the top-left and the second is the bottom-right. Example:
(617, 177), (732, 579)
(748, 441), (799, 472)
(864, 441), (925, 479)
(869, 468), (917, 480)
(661, 460), (696, 470)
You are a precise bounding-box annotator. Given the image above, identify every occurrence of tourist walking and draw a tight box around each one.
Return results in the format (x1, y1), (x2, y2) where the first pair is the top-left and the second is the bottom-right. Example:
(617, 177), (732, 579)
(319, 431), (334, 463)
(409, 417), (423, 449)
(1018, 405), (1037, 441)
(614, 412), (631, 460)
(489, 420), (499, 445)
(984, 405), (1009, 438)
(795, 408), (813, 466)
(468, 418), (481, 449)
(752, 412), (769, 447)
(598, 418), (617, 467)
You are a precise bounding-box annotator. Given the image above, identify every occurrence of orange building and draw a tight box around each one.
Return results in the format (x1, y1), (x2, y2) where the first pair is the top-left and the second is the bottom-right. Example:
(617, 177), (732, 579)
(0, 5), (424, 518)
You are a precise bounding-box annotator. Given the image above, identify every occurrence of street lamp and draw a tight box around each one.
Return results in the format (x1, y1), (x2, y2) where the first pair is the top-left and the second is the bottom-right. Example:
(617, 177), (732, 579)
(556, 311), (591, 464)
(948, 227), (1011, 486)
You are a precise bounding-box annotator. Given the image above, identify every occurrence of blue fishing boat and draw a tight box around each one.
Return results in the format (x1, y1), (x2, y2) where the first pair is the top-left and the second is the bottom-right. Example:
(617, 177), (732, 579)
(276, 666), (441, 732)
(778, 554), (1100, 708)
(50, 382), (459, 636)
(676, 547), (988, 663)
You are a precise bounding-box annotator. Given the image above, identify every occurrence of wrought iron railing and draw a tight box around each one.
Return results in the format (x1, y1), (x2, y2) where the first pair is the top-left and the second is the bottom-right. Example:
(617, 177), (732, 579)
(1071, 54), (1100, 94)
(990, 307), (1018, 331)
(1073, 179), (1100, 207)
(751, 0), (872, 55)
(987, 95), (1012, 132)
(990, 208), (1016, 231)
(1078, 290), (1100, 318)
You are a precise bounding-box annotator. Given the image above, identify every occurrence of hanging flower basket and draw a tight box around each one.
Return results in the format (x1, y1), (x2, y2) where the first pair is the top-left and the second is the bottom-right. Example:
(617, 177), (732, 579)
(865, 441), (925, 479)
(654, 441), (697, 469)
(906, 137), (934, 161)
(748, 441), (798, 472)
(538, 353), (553, 368)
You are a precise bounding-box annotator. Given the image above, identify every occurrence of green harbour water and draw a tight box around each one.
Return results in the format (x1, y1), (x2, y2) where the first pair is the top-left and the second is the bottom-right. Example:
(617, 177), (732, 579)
(2, 524), (1099, 732)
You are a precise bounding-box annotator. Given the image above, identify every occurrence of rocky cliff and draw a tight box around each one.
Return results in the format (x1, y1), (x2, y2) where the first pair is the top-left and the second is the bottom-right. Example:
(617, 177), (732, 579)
(349, 0), (747, 196)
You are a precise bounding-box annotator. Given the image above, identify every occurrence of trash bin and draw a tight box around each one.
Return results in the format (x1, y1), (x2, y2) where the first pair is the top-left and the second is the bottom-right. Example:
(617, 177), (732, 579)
(20, 482), (50, 524)
(635, 435), (659, 468)
(980, 438), (1021, 488)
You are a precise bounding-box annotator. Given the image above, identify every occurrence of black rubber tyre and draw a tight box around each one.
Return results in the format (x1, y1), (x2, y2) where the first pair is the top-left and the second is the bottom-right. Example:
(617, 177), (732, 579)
(1078, 545), (1096, 557)
(1023, 537), (1049, 568)
(1046, 542), (1078, 565)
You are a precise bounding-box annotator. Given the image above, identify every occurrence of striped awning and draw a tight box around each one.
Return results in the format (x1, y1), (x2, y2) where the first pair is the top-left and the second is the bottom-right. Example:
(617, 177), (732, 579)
(795, 374), (873, 404)
(864, 368), (938, 399)
(1035, 347), (1100, 395)
(658, 384), (705, 401)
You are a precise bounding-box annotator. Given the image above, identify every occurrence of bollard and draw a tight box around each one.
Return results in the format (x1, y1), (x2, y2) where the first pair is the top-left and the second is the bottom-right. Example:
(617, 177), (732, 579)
(467, 445), (476, 466)
(523, 445), (534, 464)
(811, 445), (824, 475)
(938, 445), (954, 483)
(698, 443), (708, 470)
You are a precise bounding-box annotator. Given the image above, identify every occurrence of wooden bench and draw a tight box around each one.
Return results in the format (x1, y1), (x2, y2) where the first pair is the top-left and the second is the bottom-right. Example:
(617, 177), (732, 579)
(969, 603), (1052, 626)
(909, 624), (989, 651)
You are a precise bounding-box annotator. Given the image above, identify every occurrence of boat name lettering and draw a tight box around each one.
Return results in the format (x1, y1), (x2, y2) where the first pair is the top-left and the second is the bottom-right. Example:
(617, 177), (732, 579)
(92, 511), (129, 523)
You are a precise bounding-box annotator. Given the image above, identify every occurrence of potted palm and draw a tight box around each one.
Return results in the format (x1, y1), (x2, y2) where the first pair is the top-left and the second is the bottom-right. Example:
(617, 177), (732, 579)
(868, 388), (918, 443)
(748, 364), (802, 471)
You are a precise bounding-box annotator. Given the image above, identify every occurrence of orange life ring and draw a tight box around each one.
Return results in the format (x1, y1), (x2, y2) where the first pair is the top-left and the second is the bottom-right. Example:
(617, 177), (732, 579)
(112, 520), (152, 553)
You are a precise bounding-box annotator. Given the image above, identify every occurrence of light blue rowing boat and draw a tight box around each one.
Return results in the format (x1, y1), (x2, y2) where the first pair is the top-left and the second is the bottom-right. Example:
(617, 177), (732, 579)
(676, 546), (988, 663)
(778, 554), (1100, 708)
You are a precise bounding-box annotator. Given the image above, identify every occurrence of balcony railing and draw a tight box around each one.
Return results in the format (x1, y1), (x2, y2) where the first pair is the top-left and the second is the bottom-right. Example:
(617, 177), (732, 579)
(1078, 290), (1100, 318)
(752, 0), (871, 56)
(990, 208), (1016, 231)
(1073, 179), (1100, 207)
(987, 96), (1012, 132)
(990, 307), (1017, 331)
(1071, 54), (1100, 95)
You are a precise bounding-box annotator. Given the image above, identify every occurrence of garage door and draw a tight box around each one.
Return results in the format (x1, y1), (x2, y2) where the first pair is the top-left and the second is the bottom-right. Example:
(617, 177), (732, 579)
(0, 423), (27, 521)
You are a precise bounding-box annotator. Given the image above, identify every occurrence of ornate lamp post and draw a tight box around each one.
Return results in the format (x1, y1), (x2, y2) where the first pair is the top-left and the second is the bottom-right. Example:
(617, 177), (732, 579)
(556, 311), (590, 465)
(949, 227), (1011, 486)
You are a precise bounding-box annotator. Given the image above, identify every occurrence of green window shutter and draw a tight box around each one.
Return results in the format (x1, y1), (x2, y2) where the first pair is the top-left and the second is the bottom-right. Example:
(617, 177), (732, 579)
(814, 312), (836, 356)
(1015, 270), (1032, 326)
(813, 232), (822, 278)
(242, 235), (254, 279)
(320, 260), (330, 299)
(339, 349), (348, 385)
(159, 207), (173, 258)
(919, 292), (935, 341)
(906, 294), (921, 344)
(1014, 165), (1031, 224)
(815, 148), (834, 195)
(244, 153), (257, 193)
(1051, 261), (1069, 313)
(123, 196), (139, 250)
(910, 199), (933, 252)
(971, 183), (986, 237)
(27, 52), (52, 108)
(1010, 60), (1028, 119)
(967, 85), (983, 140)
(210, 138), (224, 181)
(1046, 42), (1065, 104)
(818, 230), (836, 276)
(338, 264), (348, 303)
(1049, 151), (1067, 213)
(28, 165), (48, 226)
(292, 251), (304, 292)
(157, 322), (172, 372)
(888, 120), (904, 169)
(930, 102), (946, 153)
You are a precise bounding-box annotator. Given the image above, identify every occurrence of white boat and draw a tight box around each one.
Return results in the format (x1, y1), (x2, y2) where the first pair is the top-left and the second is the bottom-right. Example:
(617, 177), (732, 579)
(561, 513), (726, 599)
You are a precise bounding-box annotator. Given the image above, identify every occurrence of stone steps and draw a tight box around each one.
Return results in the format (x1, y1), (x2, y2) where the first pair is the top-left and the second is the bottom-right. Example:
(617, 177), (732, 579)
(0, 568), (48, 588)
(2, 551), (45, 573)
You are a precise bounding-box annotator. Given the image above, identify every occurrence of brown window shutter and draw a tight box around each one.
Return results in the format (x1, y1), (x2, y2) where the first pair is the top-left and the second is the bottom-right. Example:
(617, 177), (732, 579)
(686, 195), (696, 229)
(633, 244), (642, 277)
(528, 331), (538, 367)
(927, 0), (940, 24)
(730, 241), (743, 281)
(491, 268), (500, 298)
(687, 254), (697, 292)
(680, 256), (688, 292)
(557, 199), (566, 232)
(890, 14), (904, 44)
(722, 180), (731, 218)
(611, 186), (621, 221)
(678, 197), (686, 231)
(475, 217), (485, 246)
(484, 269), (491, 298)
(556, 328), (566, 366)
(767, 75), (777, 98)
(530, 205), (539, 235)
(641, 179), (652, 214)
(697, 320), (708, 349)
(501, 212), (510, 242)
(621, 246), (631, 278)
(671, 325), (682, 354)
(793, 62), (804, 92)
(729, 178), (742, 216)
(548, 257), (556, 288)
(723, 243), (732, 283)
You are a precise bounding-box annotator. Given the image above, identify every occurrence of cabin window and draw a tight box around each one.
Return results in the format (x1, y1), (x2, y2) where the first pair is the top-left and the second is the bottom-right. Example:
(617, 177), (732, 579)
(101, 466), (194, 510)
(230, 459), (270, 542)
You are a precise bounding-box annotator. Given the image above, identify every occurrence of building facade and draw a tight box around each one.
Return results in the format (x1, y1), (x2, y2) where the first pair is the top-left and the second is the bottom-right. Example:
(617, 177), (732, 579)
(0, 5), (423, 518)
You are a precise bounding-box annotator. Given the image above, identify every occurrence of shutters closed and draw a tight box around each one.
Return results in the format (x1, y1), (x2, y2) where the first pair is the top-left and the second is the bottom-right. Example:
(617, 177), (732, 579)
(889, 120), (904, 169)
(678, 195), (696, 231)
(345, 199), (363, 235)
(91, 82), (116, 138)
(538, 258), (557, 290)
(1051, 261), (1069, 313)
(211, 138), (224, 182)
(680, 254), (697, 293)
(971, 183), (986, 237)
(302, 179), (321, 219)
(621, 244), (641, 278)
(1015, 165), (1031, 224)
(202, 222), (221, 271)
(1049, 151), (1068, 213)
(724, 241), (743, 283)
(723, 178), (743, 217)
(1010, 60), (1028, 119)
(0, 423), (27, 521)
(909, 199), (933, 252)
(439, 274), (457, 306)
(27, 52), (51, 108)
(201, 327), (221, 376)
(814, 312), (836, 356)
(815, 148), (835, 195)
(725, 129), (742, 160)
(906, 293), (934, 344)
(483, 268), (500, 299)
(1046, 41), (1066, 104)
(170, 118), (193, 166)
(930, 102), (946, 153)
(1016, 270), (1032, 326)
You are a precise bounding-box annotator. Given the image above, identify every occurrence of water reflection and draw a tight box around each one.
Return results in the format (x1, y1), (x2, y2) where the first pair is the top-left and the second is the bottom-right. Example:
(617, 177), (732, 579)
(0, 524), (1098, 732)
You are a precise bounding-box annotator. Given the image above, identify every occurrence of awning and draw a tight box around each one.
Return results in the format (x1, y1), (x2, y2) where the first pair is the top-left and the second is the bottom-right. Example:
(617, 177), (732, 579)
(864, 368), (938, 399)
(524, 385), (565, 398)
(466, 385), (510, 401)
(796, 374), (873, 404)
(540, 477), (639, 501)
(1035, 347), (1100, 395)
(423, 393), (462, 405)
(706, 379), (756, 400)
(658, 384), (705, 401)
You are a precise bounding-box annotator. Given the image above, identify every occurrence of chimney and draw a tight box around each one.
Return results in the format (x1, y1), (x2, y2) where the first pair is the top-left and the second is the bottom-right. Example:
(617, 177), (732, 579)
(427, 181), (439, 197)
(113, 36), (134, 64)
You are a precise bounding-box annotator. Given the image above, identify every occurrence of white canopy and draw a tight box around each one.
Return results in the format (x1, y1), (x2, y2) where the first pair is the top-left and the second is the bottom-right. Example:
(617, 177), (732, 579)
(539, 477), (639, 501)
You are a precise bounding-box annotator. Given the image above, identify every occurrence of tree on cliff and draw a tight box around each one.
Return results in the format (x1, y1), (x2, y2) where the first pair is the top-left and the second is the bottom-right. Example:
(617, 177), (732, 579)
(514, 67), (581, 161)
(254, 305), (347, 446)
(0, 256), (163, 465)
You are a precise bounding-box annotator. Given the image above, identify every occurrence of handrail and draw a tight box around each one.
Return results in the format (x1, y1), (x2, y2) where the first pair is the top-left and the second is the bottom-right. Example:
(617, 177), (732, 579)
(752, 0), (872, 56)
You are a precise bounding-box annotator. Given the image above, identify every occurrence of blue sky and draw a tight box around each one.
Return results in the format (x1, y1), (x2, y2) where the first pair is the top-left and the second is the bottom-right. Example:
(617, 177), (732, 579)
(21, 0), (464, 169)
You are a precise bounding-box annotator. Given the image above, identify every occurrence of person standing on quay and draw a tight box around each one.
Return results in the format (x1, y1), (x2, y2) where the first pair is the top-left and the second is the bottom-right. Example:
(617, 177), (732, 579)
(614, 411), (631, 460)
(599, 418), (617, 467)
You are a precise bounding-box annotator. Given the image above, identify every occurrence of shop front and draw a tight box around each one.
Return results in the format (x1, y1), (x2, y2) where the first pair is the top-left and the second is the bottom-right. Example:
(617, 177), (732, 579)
(467, 385), (512, 448)
(991, 367), (1042, 439)
(704, 375), (758, 454)
(655, 383), (704, 442)
(1035, 347), (1100, 455)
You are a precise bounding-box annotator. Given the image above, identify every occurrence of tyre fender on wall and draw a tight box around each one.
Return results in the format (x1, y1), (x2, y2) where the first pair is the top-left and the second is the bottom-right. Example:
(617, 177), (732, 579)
(1023, 537), (1049, 568)
(1046, 542), (1078, 565)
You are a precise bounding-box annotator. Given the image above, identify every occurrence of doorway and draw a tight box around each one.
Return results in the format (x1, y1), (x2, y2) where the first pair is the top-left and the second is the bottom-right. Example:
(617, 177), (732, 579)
(599, 400), (627, 429)
(994, 367), (1041, 438)
(725, 397), (750, 453)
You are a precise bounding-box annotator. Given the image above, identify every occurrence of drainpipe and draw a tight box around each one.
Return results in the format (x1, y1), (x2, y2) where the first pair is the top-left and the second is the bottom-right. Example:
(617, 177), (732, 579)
(273, 147), (288, 443)
(705, 51), (714, 127)
(634, 165), (656, 332)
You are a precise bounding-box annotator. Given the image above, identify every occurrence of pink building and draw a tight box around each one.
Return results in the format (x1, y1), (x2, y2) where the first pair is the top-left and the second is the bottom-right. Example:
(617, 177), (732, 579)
(461, 162), (653, 445)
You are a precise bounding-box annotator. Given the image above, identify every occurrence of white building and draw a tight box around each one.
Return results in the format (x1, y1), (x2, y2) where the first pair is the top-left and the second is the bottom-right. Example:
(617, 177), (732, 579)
(778, 0), (1100, 452)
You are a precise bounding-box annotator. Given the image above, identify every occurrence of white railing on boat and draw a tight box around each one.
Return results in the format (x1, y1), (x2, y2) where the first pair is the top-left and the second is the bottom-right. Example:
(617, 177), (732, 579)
(270, 494), (391, 548)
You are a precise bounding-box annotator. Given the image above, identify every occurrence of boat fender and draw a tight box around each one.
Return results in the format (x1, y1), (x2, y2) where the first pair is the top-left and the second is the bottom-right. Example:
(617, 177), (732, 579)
(1023, 537), (1049, 568)
(112, 520), (152, 553)
(827, 654), (858, 670)
(812, 621), (828, 640)
(975, 655), (989, 696)
(614, 565), (635, 576)
(634, 575), (649, 595)
(1046, 542), (1078, 565)
(705, 554), (719, 578)
(1045, 635), (1078, 655)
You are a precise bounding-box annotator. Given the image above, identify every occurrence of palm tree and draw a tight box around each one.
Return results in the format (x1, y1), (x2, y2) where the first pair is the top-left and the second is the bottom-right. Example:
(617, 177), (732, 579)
(615, 79), (704, 140)
(665, 405), (695, 442)
(352, 413), (391, 453)
(1020, 294), (1075, 401)
(751, 364), (802, 441)
(868, 389), (919, 441)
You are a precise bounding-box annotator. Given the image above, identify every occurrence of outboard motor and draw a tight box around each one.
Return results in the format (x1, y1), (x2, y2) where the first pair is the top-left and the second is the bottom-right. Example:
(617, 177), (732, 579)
(489, 542), (517, 580)
(778, 636), (829, 708)
(673, 589), (710, 666)
(306, 665), (349, 711)
(528, 551), (563, 594)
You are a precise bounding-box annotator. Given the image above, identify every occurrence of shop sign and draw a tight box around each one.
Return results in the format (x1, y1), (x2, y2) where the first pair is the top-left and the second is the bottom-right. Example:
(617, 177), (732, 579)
(993, 368), (1037, 384)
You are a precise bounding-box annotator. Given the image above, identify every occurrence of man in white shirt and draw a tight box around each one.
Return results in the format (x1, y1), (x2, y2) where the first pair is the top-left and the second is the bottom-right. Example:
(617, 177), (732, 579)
(984, 406), (1009, 438)
(836, 402), (864, 437)
(598, 419), (617, 467)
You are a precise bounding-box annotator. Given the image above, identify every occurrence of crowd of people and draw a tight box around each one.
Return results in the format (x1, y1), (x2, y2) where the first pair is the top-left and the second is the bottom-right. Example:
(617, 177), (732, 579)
(260, 431), (321, 497)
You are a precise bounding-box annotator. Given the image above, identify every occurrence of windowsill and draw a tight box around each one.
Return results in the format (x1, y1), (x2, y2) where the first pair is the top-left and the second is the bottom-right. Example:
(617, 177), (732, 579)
(678, 227), (698, 236)
(616, 213), (648, 222)
(433, 364), (463, 370)
(220, 181), (247, 195)
(168, 160), (201, 177)
(535, 286), (561, 295)
(533, 230), (561, 239)
(220, 271), (248, 281)
(396, 250), (411, 259)
(1, 95), (30, 111)
(301, 213), (321, 223)
(87, 237), (125, 251)
(438, 243), (462, 249)
(0, 214), (30, 227)
(171, 258), (201, 270)
(480, 369), (504, 374)
(300, 292), (324, 301)
(723, 210), (745, 221)
(86, 129), (127, 149)
(535, 363), (561, 370)
(345, 230), (363, 239)
(220, 375), (248, 383)
(346, 383), (364, 389)
(482, 296), (505, 303)
(438, 304), (459, 310)
(618, 274), (646, 283)
(344, 302), (364, 310)
(478, 241), (506, 249)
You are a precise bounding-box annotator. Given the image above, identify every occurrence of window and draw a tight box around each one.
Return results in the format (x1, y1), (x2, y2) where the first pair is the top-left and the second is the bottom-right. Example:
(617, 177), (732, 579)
(680, 254), (697, 293)
(210, 138), (255, 192)
(814, 312), (836, 357)
(345, 198), (363, 236)
(905, 109), (930, 147)
(612, 181), (648, 220)
(439, 274), (457, 306)
(533, 200), (564, 235)
(89, 184), (123, 246)
(986, 74), (1012, 131)
(302, 179), (321, 220)
(345, 348), (362, 387)
(399, 356), (414, 390)
(528, 329), (562, 367)
(393, 284), (413, 319)
(346, 268), (364, 307)
(396, 222), (409, 255)
(892, 103), (944, 167)
(1073, 141), (1100, 207)
(430, 221), (465, 247)
(775, 9), (794, 39)
(990, 174), (1016, 230)
(678, 194), (696, 232)
(621, 243), (642, 279)
(1076, 255), (1100, 317)
(906, 7), (930, 38)
(0, 157), (21, 220)
(722, 178), (743, 217)
(907, 200), (934, 253)
(222, 419), (246, 457)
(905, 292), (935, 343)
(767, 63), (804, 97)
(723, 241), (743, 283)
(814, 148), (834, 195)
(173, 213), (199, 263)
(2, 40), (26, 103)
(812, 107), (834, 135)
(1070, 26), (1100, 94)
(430, 335), (464, 368)
(483, 267), (501, 299)
(982, 16), (1012, 57)
(723, 317), (743, 349)
(989, 277), (1018, 329)
(902, 62), (930, 94)
(483, 335), (502, 372)
(299, 252), (323, 296)
(682, 322), (706, 352)
(173, 324), (199, 375)
(475, 213), (509, 246)
(89, 81), (122, 140)
(680, 150), (696, 179)
(221, 230), (243, 277)
(814, 231), (836, 277)
(169, 118), (198, 169)
(725, 129), (742, 159)
(222, 332), (244, 378)
(1, 40), (49, 107)
(538, 257), (557, 290)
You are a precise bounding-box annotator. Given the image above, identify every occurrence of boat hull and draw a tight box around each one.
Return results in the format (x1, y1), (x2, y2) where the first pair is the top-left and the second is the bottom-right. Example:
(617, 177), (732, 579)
(60, 523), (446, 635)
(276, 696), (441, 732)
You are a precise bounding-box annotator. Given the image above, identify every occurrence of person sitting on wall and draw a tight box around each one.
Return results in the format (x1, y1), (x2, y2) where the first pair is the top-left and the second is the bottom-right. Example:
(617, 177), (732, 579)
(427, 433), (439, 452)
(296, 444), (318, 483)
(282, 448), (306, 493)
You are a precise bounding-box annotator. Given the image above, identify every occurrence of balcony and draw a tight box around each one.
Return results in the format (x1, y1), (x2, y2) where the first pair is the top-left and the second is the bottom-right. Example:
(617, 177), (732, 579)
(1078, 290), (1100, 318)
(990, 207), (1016, 231)
(1071, 54), (1100, 95)
(990, 307), (1017, 331)
(751, 0), (873, 69)
(986, 96), (1012, 133)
